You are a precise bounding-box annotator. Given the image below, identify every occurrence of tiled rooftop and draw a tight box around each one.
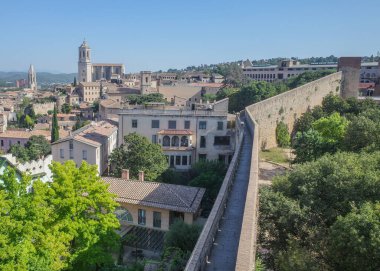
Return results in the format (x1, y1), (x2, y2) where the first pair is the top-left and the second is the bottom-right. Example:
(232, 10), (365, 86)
(102, 177), (205, 213)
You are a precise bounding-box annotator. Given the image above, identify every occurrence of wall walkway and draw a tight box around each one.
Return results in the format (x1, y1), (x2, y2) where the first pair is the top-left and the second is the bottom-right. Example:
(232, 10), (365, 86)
(205, 128), (252, 270)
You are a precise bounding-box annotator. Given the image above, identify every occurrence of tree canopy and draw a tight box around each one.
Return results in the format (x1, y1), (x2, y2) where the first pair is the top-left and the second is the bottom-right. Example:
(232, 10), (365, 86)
(259, 151), (380, 270)
(0, 161), (120, 270)
(109, 133), (168, 181)
(9, 135), (51, 162)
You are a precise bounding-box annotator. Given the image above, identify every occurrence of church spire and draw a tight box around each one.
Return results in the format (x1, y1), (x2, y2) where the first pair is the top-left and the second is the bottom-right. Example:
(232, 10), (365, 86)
(28, 64), (37, 91)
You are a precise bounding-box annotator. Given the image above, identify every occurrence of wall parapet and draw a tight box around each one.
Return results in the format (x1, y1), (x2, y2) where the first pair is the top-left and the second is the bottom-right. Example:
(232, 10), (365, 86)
(235, 109), (260, 271)
(185, 117), (245, 271)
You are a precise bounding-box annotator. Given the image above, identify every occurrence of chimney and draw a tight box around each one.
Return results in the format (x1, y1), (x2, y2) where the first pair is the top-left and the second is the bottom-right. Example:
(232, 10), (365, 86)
(121, 169), (129, 180)
(138, 171), (144, 182)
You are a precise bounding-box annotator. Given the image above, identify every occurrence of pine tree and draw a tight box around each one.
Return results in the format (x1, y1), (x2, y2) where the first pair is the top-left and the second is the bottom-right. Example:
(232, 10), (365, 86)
(51, 105), (59, 143)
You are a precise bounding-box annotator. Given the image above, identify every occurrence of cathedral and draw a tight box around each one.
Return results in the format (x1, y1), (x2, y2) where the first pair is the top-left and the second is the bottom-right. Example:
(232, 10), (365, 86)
(78, 40), (125, 83)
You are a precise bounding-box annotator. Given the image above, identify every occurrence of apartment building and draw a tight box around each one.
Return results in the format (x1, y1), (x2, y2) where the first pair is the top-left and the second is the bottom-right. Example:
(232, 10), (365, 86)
(51, 121), (117, 174)
(118, 98), (236, 170)
(103, 169), (205, 231)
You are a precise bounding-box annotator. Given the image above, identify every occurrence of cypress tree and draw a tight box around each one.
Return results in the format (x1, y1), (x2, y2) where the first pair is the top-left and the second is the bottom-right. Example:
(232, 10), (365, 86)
(73, 77), (77, 86)
(51, 105), (59, 143)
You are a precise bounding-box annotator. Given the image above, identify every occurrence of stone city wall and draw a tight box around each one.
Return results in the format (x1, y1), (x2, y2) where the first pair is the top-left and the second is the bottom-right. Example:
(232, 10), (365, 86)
(246, 72), (342, 149)
(32, 102), (55, 115)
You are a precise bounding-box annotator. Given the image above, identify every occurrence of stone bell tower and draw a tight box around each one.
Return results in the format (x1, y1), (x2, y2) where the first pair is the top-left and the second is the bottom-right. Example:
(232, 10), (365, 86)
(78, 40), (92, 83)
(28, 64), (37, 90)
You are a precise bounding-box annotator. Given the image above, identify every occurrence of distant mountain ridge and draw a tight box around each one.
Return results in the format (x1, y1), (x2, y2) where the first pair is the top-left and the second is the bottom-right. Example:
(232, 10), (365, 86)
(0, 71), (76, 85)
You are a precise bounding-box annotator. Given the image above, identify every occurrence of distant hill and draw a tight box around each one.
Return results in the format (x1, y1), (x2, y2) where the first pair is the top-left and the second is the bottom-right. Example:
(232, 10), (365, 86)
(0, 71), (76, 85)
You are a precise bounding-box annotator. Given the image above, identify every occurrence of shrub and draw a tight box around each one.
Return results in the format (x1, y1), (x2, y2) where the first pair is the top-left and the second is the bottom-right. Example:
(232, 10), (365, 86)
(276, 121), (290, 147)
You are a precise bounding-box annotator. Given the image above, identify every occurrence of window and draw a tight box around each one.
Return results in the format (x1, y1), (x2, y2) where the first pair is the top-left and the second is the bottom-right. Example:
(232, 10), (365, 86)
(115, 207), (133, 223)
(168, 120), (176, 129)
(60, 149), (64, 159)
(0, 140), (3, 147)
(83, 150), (87, 160)
(151, 120), (160, 128)
(180, 136), (189, 147)
(163, 136), (170, 147)
(171, 136), (179, 147)
(217, 121), (223, 130)
(176, 156), (181, 165)
(199, 121), (207, 129)
(153, 211), (161, 228)
(69, 149), (74, 159)
(17, 141), (20, 145)
(69, 141), (73, 149)
(200, 136), (206, 148)
(138, 209), (146, 225)
(199, 154), (207, 161)
(132, 119), (138, 128)
(184, 120), (190, 129)
(182, 156), (188, 165)
(189, 155), (192, 165)
(152, 135), (157, 144)
(214, 136), (230, 145)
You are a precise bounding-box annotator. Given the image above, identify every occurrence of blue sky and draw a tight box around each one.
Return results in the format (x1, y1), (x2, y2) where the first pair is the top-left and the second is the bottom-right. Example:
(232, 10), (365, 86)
(1, 0), (379, 73)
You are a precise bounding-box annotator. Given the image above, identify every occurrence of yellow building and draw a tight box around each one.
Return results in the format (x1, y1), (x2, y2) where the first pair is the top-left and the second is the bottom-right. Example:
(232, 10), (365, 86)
(102, 170), (205, 231)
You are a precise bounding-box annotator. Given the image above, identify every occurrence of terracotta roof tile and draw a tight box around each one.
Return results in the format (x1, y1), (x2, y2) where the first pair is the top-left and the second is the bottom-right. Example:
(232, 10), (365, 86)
(102, 177), (205, 213)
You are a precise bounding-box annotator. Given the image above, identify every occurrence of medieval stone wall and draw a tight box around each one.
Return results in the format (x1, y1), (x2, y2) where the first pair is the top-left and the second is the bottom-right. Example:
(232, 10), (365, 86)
(246, 72), (342, 149)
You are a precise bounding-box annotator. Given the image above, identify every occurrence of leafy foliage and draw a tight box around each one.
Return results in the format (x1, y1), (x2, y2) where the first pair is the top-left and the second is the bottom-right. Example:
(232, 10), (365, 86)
(61, 103), (72, 114)
(125, 93), (166, 105)
(0, 161), (120, 270)
(109, 133), (168, 181)
(259, 151), (380, 270)
(188, 161), (227, 213)
(9, 135), (51, 162)
(275, 121), (290, 147)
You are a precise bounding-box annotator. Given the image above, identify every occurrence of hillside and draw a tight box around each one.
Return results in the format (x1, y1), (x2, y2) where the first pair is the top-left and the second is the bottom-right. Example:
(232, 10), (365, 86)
(0, 71), (76, 85)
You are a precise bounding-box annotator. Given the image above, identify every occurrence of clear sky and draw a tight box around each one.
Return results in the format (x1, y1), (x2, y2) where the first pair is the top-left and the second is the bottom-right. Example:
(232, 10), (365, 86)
(1, 0), (379, 73)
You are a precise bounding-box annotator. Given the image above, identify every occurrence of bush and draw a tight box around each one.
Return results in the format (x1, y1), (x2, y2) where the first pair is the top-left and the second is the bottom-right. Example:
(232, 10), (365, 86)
(276, 121), (290, 147)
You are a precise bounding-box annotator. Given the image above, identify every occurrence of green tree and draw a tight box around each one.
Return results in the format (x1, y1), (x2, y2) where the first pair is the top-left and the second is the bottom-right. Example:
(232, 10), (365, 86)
(292, 129), (325, 163)
(276, 121), (290, 147)
(51, 105), (59, 143)
(312, 112), (348, 148)
(328, 203), (380, 271)
(0, 168), (68, 271)
(9, 144), (30, 163)
(48, 161), (120, 269)
(24, 115), (34, 129)
(61, 103), (72, 114)
(343, 115), (380, 152)
(73, 77), (77, 87)
(164, 220), (201, 252)
(73, 119), (91, 131)
(26, 135), (51, 160)
(109, 133), (168, 181)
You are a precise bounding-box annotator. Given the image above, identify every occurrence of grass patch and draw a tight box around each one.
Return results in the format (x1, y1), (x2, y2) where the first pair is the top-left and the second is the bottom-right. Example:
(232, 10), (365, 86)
(260, 147), (290, 164)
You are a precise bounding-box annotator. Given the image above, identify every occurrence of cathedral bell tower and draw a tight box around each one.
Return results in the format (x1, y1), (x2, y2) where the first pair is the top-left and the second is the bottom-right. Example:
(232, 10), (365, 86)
(78, 40), (92, 83)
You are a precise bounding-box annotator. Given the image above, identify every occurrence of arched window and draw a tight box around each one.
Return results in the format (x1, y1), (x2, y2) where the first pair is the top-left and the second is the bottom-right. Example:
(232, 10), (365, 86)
(163, 136), (170, 147)
(114, 207), (133, 222)
(171, 136), (179, 147)
(181, 136), (188, 147)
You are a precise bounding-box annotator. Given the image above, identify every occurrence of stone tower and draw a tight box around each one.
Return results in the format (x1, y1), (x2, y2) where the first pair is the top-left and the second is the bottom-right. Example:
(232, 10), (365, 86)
(78, 40), (92, 83)
(338, 57), (361, 99)
(140, 71), (152, 94)
(28, 64), (37, 90)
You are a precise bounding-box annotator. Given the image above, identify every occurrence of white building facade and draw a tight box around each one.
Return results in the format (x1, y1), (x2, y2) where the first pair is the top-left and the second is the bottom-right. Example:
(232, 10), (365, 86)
(51, 121), (118, 174)
(242, 59), (380, 83)
(118, 99), (235, 171)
